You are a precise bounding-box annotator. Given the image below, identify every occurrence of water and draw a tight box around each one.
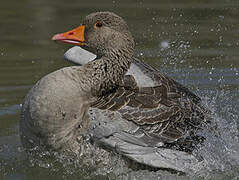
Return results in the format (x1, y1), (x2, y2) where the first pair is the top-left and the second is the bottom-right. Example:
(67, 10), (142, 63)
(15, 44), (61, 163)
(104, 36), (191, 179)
(0, 0), (239, 179)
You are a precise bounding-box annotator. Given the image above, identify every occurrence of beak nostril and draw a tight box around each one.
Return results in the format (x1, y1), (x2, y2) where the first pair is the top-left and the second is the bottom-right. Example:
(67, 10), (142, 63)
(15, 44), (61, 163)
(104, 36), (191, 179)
(68, 32), (74, 35)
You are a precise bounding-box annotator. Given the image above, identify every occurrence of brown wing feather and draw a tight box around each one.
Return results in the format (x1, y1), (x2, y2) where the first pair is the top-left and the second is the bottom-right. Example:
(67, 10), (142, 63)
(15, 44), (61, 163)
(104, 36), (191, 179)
(133, 57), (202, 104)
(91, 74), (207, 150)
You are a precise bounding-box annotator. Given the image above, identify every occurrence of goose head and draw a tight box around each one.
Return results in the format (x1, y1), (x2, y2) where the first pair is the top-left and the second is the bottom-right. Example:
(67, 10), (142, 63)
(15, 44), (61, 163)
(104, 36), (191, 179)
(52, 12), (134, 64)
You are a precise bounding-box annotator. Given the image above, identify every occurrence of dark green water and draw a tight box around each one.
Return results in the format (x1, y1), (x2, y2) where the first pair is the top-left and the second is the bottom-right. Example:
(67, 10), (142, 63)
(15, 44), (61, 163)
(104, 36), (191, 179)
(0, 0), (239, 179)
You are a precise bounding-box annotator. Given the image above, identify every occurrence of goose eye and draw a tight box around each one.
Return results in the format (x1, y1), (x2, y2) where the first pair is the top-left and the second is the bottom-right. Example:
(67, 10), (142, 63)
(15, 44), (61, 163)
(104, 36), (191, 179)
(95, 22), (103, 28)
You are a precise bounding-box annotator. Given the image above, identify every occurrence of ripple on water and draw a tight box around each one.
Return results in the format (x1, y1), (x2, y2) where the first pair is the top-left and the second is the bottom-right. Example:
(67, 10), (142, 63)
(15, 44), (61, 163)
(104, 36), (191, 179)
(0, 104), (21, 117)
(0, 85), (32, 92)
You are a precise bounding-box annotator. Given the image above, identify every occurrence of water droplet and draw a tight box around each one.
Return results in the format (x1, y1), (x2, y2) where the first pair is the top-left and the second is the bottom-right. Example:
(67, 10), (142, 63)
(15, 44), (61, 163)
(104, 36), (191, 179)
(219, 15), (224, 19)
(160, 41), (169, 49)
(219, 36), (223, 42)
(17, 146), (24, 152)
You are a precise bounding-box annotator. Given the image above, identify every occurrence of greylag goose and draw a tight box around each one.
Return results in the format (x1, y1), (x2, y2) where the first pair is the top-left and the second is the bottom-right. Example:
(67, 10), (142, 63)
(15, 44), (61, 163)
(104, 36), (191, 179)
(20, 12), (208, 173)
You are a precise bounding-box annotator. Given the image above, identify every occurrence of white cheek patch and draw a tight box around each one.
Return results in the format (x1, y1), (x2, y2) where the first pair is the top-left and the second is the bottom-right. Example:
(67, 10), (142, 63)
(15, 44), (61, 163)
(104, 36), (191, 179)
(64, 46), (156, 87)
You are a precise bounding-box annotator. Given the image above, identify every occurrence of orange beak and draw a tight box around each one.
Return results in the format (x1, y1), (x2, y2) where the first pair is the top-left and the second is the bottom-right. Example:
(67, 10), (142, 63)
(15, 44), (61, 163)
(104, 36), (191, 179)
(52, 25), (85, 46)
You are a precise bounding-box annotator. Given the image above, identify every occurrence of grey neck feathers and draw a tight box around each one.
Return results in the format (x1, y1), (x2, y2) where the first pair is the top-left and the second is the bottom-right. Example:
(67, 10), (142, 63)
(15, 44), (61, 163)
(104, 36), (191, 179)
(86, 37), (134, 97)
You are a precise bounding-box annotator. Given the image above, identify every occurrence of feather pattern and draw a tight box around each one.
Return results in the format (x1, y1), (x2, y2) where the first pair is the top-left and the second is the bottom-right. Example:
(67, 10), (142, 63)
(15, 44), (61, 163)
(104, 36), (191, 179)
(91, 59), (208, 152)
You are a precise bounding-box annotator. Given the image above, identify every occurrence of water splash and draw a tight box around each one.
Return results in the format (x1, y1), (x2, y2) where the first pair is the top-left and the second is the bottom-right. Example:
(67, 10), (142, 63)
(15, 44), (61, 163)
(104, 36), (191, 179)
(14, 88), (238, 179)
(190, 90), (239, 177)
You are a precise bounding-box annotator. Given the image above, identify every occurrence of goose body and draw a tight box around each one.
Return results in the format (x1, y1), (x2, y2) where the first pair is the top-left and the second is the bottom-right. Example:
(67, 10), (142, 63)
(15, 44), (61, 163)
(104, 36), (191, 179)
(20, 12), (208, 173)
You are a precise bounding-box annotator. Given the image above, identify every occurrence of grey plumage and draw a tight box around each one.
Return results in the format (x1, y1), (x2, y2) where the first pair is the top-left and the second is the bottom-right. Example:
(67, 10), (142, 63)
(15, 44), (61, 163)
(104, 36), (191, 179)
(20, 12), (208, 173)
